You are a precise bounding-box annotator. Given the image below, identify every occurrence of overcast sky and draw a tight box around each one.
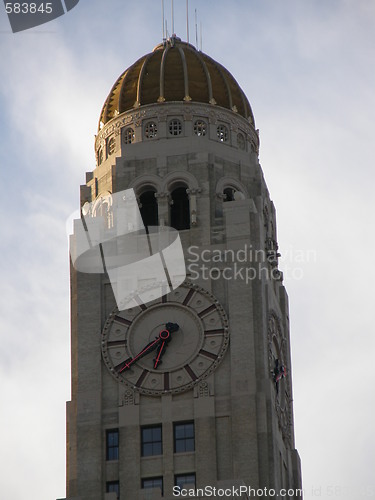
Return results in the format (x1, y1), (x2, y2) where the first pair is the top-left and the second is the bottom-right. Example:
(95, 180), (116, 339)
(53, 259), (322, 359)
(0, 1), (374, 499)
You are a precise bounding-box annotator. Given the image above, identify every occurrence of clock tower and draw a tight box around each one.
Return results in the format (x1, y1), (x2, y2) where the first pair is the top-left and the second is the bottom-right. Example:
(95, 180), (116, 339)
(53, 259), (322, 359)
(65, 35), (302, 500)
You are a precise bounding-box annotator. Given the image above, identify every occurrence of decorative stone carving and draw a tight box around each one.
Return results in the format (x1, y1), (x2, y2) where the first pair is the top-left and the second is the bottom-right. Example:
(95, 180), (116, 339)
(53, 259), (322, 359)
(121, 389), (135, 406)
(154, 191), (170, 199)
(95, 102), (259, 154)
(216, 192), (226, 201)
(186, 188), (202, 196)
(198, 381), (210, 398)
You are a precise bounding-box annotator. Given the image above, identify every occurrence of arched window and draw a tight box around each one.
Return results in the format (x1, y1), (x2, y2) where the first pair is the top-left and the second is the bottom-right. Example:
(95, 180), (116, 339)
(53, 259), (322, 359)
(223, 187), (235, 201)
(223, 187), (245, 202)
(139, 190), (158, 228)
(107, 136), (115, 157)
(217, 124), (229, 143)
(144, 121), (158, 139)
(171, 187), (190, 230)
(237, 133), (245, 150)
(193, 120), (207, 137)
(168, 119), (182, 136)
(92, 193), (113, 229)
(122, 127), (135, 144)
(97, 148), (103, 165)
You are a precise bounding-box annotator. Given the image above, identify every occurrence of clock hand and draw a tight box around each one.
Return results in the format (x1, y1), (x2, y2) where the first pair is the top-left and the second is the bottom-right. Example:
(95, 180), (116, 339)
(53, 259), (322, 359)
(166, 322), (179, 333)
(119, 338), (160, 373)
(119, 323), (180, 372)
(154, 340), (166, 369)
(153, 323), (180, 369)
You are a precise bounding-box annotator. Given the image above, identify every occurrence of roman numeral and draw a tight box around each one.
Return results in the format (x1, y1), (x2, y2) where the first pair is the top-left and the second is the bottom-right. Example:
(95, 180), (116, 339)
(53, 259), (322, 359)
(198, 304), (216, 318)
(199, 349), (218, 360)
(164, 372), (170, 391)
(135, 369), (148, 387)
(184, 364), (197, 381)
(107, 340), (127, 347)
(133, 295), (147, 311)
(183, 288), (195, 306)
(114, 316), (132, 326)
(204, 329), (224, 336)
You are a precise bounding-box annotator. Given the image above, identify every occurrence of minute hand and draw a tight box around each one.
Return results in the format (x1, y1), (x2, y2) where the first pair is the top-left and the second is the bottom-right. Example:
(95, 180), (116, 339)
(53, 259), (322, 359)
(119, 338), (160, 373)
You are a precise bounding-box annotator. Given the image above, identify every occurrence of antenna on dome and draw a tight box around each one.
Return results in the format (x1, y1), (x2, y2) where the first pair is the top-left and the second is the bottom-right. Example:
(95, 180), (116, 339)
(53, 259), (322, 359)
(161, 0), (165, 41)
(200, 21), (202, 51)
(186, 0), (189, 43)
(171, 0), (175, 35)
(195, 8), (198, 49)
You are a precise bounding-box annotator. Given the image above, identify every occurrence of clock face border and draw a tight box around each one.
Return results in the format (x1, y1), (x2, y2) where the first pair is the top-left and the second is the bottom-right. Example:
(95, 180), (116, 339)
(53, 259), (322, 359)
(101, 281), (230, 395)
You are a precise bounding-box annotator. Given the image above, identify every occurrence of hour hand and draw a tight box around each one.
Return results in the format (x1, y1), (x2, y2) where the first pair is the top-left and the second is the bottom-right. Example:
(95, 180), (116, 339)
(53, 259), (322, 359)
(153, 323), (180, 369)
(153, 340), (168, 369)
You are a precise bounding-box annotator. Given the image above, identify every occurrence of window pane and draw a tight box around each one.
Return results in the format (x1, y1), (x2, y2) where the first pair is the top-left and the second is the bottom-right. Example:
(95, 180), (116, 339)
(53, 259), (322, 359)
(106, 429), (119, 461)
(109, 448), (118, 460)
(142, 428), (153, 442)
(175, 473), (196, 489)
(106, 481), (120, 497)
(175, 440), (185, 453)
(152, 442), (162, 455)
(142, 477), (163, 495)
(185, 438), (195, 452)
(109, 432), (118, 446)
(152, 427), (161, 440)
(141, 425), (162, 457)
(175, 426), (185, 439)
(184, 423), (194, 438)
(143, 443), (153, 457)
(174, 422), (195, 453)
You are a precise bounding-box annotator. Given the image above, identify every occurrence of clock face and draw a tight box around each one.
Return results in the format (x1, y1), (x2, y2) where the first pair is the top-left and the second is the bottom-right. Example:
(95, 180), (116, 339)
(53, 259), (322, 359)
(101, 282), (229, 395)
(268, 312), (291, 442)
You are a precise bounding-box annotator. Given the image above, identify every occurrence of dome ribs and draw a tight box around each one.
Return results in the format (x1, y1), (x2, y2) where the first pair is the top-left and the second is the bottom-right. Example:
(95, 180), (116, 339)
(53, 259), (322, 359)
(203, 55), (231, 111)
(139, 50), (163, 106)
(184, 48), (211, 104)
(163, 47), (185, 102)
(136, 53), (154, 106)
(220, 65), (246, 116)
(118, 56), (145, 114)
(98, 39), (254, 129)
(176, 46), (190, 101)
(102, 69), (128, 124)
(98, 95), (110, 129)
(159, 45), (170, 101)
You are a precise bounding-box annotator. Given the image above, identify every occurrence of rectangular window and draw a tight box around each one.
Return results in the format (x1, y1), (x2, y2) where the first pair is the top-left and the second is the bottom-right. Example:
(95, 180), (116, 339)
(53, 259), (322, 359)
(106, 429), (119, 461)
(174, 421), (195, 453)
(141, 425), (162, 457)
(141, 477), (163, 495)
(106, 481), (119, 499)
(175, 473), (196, 489)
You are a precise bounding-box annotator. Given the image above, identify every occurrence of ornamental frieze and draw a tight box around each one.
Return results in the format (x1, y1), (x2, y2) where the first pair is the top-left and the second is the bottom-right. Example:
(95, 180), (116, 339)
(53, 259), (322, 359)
(95, 102), (259, 151)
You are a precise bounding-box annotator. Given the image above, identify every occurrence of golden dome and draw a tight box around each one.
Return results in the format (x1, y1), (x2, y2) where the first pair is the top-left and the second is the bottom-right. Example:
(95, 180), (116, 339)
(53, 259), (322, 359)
(99, 36), (254, 130)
